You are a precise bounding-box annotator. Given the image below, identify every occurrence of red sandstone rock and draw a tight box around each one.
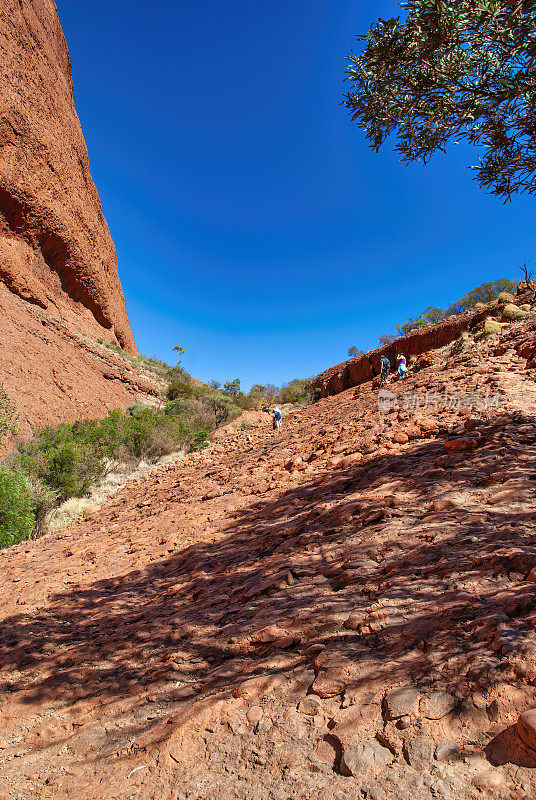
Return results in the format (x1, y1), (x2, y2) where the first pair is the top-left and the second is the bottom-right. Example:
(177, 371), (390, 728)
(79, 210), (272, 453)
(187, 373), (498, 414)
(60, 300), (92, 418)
(0, 0), (136, 353)
(517, 709), (536, 751)
(1, 320), (536, 798)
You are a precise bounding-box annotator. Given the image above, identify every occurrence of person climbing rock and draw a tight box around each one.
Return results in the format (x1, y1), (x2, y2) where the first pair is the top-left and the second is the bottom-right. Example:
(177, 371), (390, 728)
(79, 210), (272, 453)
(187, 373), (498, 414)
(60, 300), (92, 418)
(397, 353), (408, 379)
(272, 407), (282, 430)
(380, 355), (391, 385)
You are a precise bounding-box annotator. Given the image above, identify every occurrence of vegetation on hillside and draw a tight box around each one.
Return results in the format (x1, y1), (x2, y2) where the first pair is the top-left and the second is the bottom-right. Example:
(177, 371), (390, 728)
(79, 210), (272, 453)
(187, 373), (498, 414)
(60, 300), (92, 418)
(0, 363), (246, 547)
(345, 1), (536, 200)
(378, 278), (517, 346)
(0, 342), (319, 548)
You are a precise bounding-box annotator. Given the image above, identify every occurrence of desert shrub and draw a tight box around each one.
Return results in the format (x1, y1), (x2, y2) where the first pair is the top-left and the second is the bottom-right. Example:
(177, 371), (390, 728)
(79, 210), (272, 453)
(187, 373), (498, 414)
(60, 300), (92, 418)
(25, 478), (57, 538)
(446, 279), (517, 315)
(166, 364), (192, 383)
(278, 378), (313, 405)
(138, 356), (170, 378)
(193, 390), (241, 426)
(0, 466), (35, 548)
(14, 397), (219, 506)
(396, 317), (427, 336)
(233, 394), (258, 411)
(105, 341), (122, 353)
(16, 427), (105, 500)
(127, 402), (149, 417)
(167, 380), (194, 400)
(378, 277), (518, 345)
(133, 410), (192, 459)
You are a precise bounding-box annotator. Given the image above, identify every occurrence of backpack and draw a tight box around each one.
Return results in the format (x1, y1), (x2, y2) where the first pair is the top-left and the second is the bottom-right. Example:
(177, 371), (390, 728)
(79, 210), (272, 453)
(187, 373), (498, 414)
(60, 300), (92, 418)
(274, 410), (282, 420)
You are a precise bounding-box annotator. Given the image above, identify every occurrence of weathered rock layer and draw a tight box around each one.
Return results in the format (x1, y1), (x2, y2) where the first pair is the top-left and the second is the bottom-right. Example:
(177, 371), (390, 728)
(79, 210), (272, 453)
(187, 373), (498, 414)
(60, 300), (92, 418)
(312, 285), (536, 398)
(1, 313), (536, 799)
(0, 0), (136, 352)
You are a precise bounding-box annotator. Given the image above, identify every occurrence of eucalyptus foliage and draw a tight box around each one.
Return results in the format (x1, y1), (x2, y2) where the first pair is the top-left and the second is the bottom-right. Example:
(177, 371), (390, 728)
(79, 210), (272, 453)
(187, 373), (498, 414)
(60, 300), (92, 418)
(345, 1), (536, 199)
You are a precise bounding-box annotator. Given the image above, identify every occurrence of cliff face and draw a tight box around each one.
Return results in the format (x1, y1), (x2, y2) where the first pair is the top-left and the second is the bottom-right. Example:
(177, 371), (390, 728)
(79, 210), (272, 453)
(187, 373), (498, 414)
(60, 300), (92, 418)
(0, 0), (136, 352)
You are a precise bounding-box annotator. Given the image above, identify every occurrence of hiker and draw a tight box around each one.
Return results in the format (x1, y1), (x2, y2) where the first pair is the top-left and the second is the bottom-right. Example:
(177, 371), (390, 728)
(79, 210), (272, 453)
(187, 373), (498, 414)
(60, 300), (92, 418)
(380, 355), (391, 385)
(397, 353), (408, 379)
(272, 406), (282, 430)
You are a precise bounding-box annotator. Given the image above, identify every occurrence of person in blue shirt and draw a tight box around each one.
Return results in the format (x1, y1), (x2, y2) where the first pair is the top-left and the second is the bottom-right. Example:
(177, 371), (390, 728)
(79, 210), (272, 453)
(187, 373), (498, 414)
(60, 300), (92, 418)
(272, 407), (282, 430)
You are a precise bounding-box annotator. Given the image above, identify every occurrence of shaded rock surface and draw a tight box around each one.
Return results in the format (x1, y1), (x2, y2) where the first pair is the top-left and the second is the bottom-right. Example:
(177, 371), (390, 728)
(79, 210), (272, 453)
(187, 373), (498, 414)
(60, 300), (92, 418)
(2, 321), (536, 797)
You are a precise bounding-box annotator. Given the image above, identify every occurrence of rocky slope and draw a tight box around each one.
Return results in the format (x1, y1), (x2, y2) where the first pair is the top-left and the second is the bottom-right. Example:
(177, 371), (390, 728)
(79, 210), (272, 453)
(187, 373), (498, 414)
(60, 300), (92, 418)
(0, 282), (160, 439)
(312, 287), (535, 398)
(1, 310), (536, 799)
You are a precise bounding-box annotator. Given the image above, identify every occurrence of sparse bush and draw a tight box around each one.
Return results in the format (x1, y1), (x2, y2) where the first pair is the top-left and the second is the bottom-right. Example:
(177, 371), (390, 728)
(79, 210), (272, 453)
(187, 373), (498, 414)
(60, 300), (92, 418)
(167, 380), (194, 400)
(25, 478), (57, 539)
(105, 341), (122, 353)
(0, 466), (35, 548)
(379, 333), (396, 347)
(127, 402), (149, 417)
(278, 378), (313, 405)
(421, 307), (446, 324)
(378, 277), (518, 345)
(223, 378), (242, 398)
(137, 355), (170, 379)
(396, 317), (426, 336)
(197, 391), (241, 426)
(446, 279), (517, 315)
(12, 393), (224, 514)
(16, 427), (104, 500)
(0, 383), (17, 442)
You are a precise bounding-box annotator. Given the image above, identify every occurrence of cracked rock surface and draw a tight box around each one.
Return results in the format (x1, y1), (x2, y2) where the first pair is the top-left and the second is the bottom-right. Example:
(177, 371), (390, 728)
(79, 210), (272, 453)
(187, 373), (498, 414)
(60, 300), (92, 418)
(2, 319), (536, 798)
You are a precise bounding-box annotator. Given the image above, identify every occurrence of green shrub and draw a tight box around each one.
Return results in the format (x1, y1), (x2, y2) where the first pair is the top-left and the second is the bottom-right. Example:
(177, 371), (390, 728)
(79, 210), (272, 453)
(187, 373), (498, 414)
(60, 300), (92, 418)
(16, 428), (104, 500)
(14, 398), (222, 506)
(105, 341), (122, 353)
(278, 378), (313, 405)
(167, 380), (194, 400)
(0, 466), (35, 548)
(127, 402), (149, 417)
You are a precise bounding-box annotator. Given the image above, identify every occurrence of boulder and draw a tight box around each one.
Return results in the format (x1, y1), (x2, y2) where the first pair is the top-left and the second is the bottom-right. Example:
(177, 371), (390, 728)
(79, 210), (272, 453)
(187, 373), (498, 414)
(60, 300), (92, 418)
(435, 741), (459, 762)
(420, 691), (456, 720)
(517, 708), (536, 751)
(340, 741), (392, 776)
(445, 437), (478, 453)
(402, 737), (434, 770)
(384, 687), (420, 720)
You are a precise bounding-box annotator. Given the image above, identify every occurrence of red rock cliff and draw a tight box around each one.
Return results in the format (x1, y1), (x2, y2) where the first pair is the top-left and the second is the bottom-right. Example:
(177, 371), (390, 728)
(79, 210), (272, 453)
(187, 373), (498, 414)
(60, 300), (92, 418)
(0, 0), (136, 352)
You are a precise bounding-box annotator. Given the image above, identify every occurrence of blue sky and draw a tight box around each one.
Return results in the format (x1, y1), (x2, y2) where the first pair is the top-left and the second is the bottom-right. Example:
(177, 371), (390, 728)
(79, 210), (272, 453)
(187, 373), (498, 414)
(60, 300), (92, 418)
(57, 0), (534, 390)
